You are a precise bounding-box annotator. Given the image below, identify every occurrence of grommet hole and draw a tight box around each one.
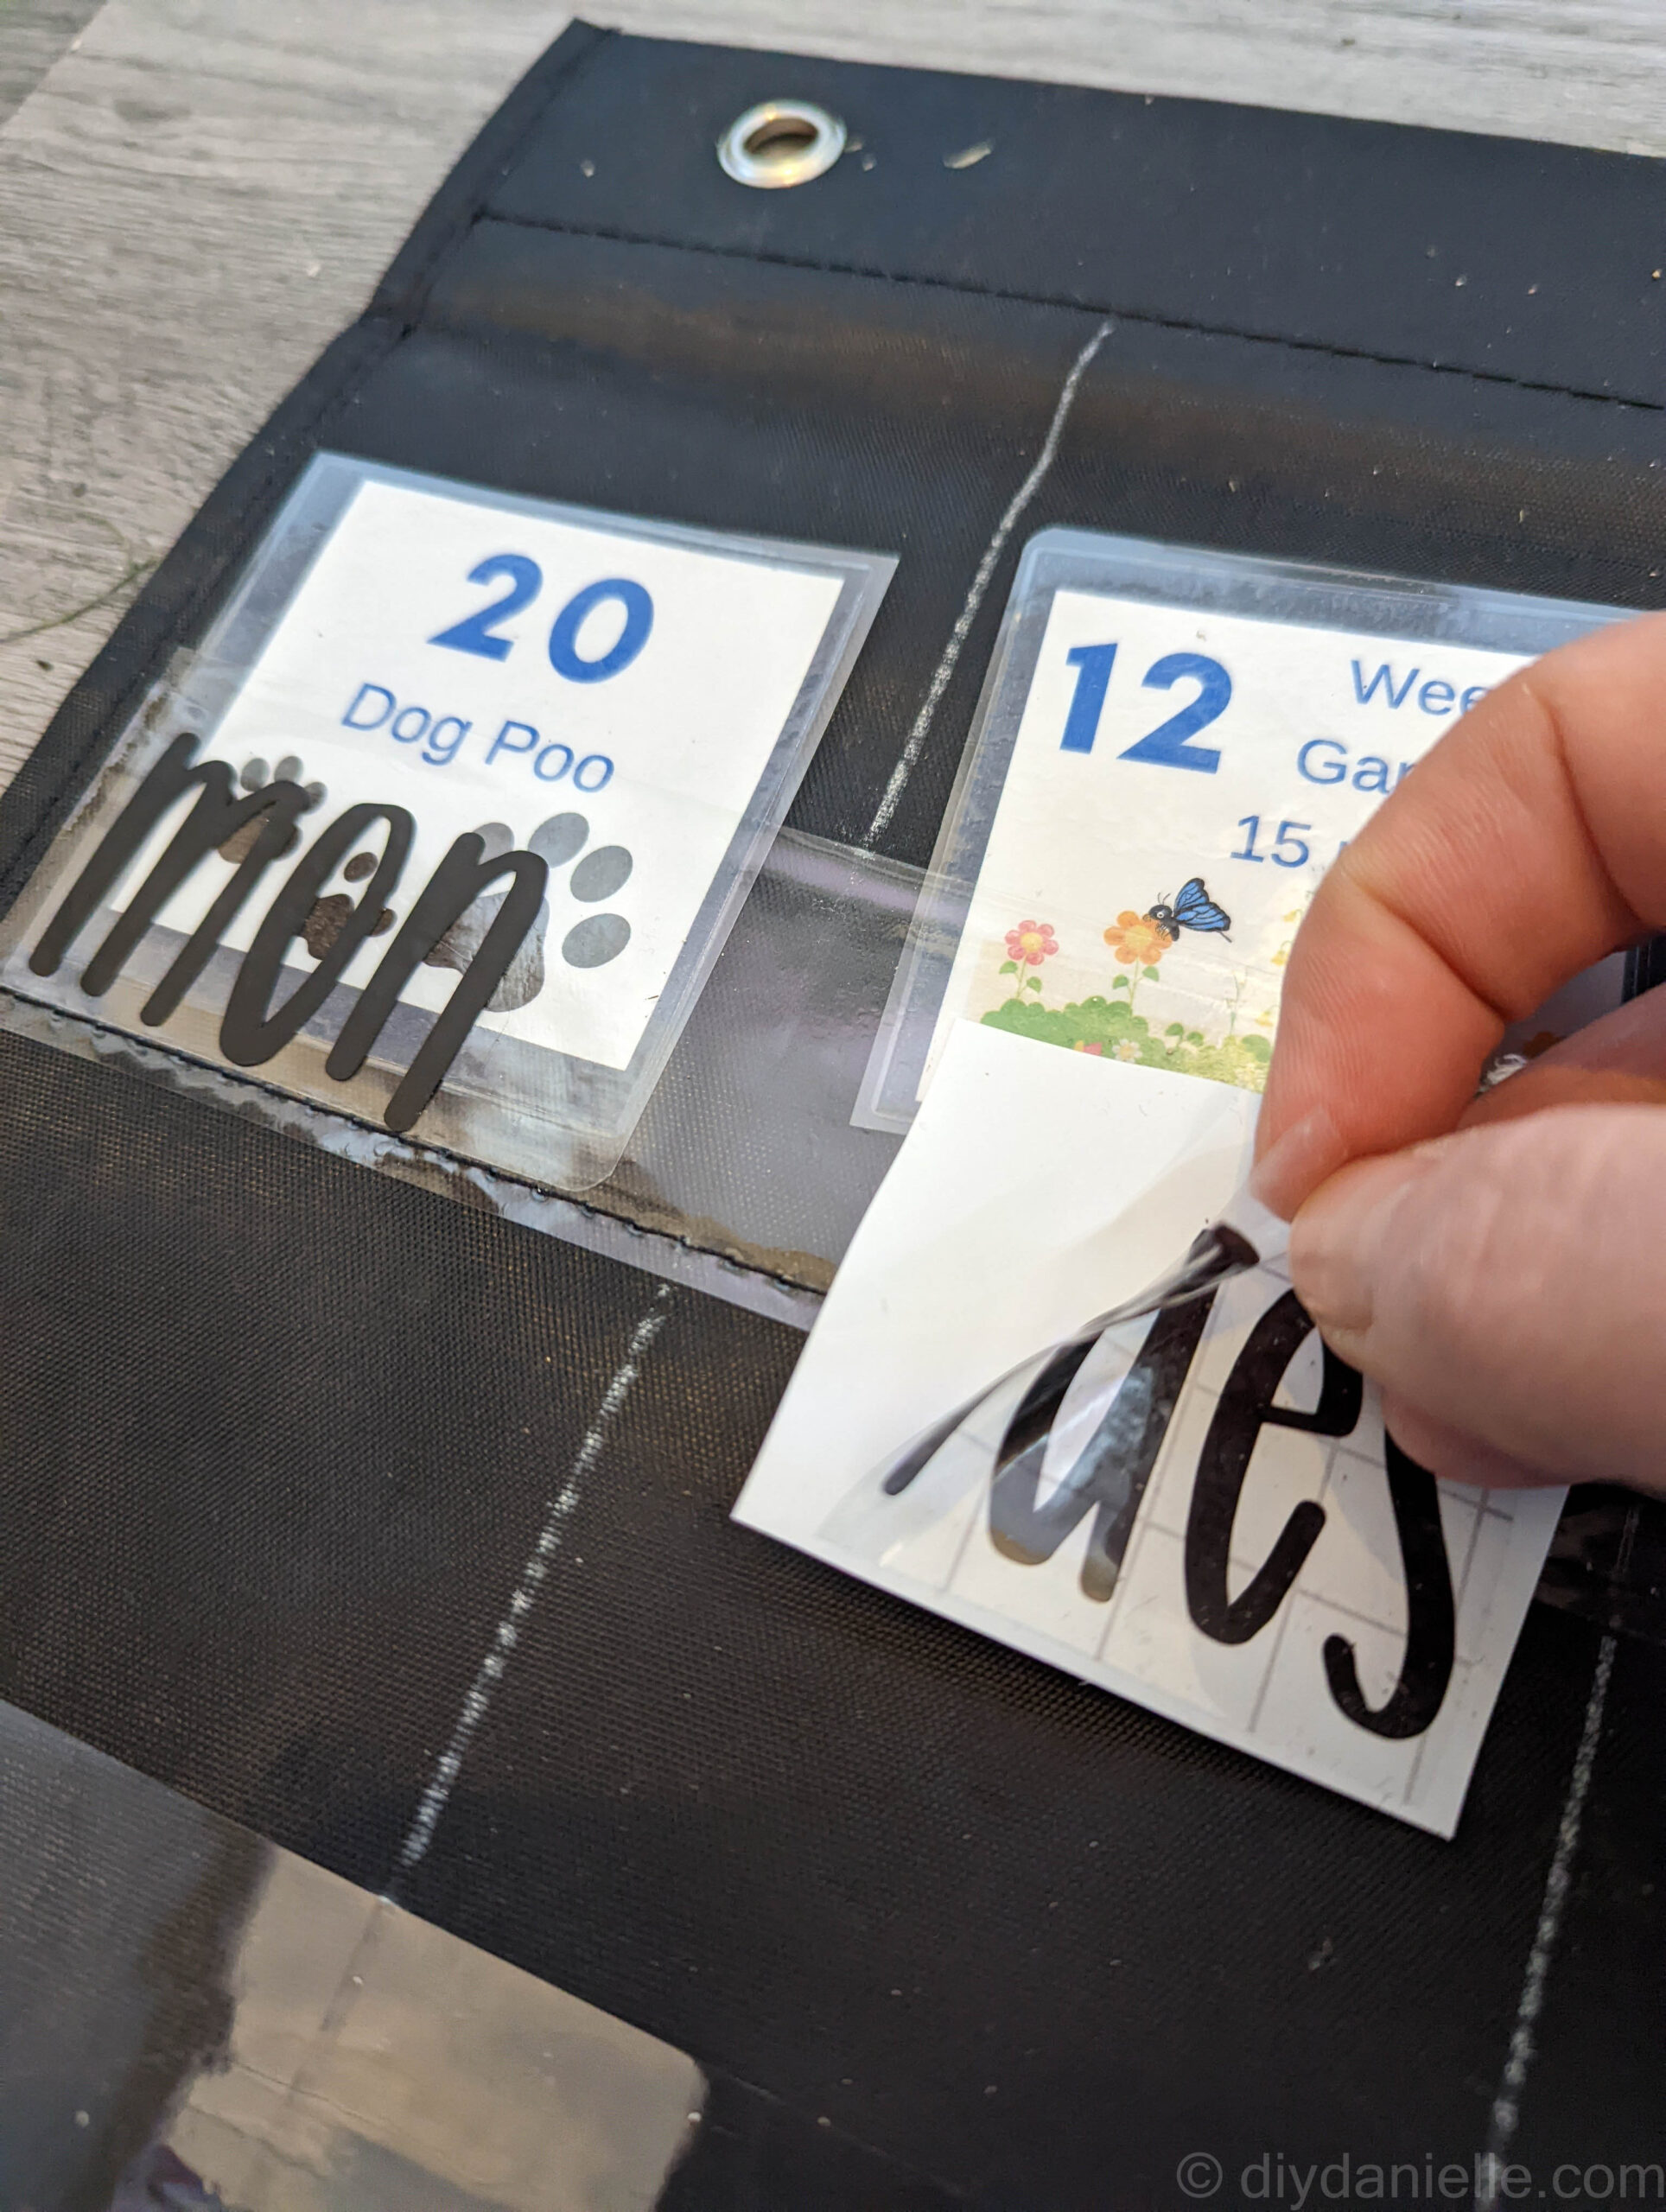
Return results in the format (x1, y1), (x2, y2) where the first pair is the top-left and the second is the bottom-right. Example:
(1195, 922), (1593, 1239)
(717, 100), (847, 188)
(747, 116), (818, 158)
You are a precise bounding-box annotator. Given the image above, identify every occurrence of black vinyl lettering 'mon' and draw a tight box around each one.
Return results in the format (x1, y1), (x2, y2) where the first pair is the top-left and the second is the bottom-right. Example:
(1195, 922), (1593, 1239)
(327, 832), (548, 1134)
(220, 803), (413, 1065)
(30, 737), (551, 1137)
(29, 732), (315, 1021)
(1184, 1289), (1455, 1740)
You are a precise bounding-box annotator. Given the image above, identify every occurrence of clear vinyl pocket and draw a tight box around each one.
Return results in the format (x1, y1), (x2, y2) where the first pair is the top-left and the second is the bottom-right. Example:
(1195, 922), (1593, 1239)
(855, 526), (1629, 1135)
(0, 454), (894, 1210)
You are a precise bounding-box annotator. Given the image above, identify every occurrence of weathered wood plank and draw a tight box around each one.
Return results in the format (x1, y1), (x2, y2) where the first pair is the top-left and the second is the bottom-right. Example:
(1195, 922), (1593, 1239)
(1, 0), (1662, 795)
(0, 0), (565, 788)
(0, 0), (100, 129)
(601, 0), (1666, 159)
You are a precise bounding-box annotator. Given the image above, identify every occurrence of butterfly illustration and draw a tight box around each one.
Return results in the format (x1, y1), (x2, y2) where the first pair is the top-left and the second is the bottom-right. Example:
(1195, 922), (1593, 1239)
(1145, 877), (1231, 942)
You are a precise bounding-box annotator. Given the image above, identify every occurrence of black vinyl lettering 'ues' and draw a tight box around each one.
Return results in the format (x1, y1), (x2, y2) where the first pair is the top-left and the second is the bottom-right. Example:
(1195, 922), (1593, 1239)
(891, 1281), (1454, 1739)
(29, 733), (549, 1135)
(1186, 1290), (1455, 1740)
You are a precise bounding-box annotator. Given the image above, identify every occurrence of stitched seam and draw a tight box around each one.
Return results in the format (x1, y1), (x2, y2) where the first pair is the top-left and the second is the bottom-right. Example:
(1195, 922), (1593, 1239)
(1474, 1631), (1616, 2202)
(480, 212), (1665, 416)
(687, 2074), (975, 2205)
(385, 1280), (674, 1888)
(863, 317), (1111, 845)
(0, 984), (826, 1302)
(374, 25), (615, 328)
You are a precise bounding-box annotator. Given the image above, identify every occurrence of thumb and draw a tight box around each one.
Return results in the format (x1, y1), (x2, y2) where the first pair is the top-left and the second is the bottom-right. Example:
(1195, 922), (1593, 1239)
(1288, 1104), (1666, 1491)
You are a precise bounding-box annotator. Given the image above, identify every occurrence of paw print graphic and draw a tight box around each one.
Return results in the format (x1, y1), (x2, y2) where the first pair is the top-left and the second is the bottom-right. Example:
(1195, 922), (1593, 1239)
(424, 812), (633, 1013)
(302, 846), (397, 959)
(217, 755), (327, 864)
(219, 757), (395, 958)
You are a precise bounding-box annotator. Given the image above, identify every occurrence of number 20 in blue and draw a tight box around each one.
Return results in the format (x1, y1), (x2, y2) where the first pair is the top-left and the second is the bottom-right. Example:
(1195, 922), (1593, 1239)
(1059, 643), (1230, 772)
(430, 556), (654, 683)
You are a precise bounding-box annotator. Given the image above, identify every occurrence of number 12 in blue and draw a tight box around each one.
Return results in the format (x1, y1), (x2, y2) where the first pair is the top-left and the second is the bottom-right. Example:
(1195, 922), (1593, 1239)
(1059, 643), (1230, 774)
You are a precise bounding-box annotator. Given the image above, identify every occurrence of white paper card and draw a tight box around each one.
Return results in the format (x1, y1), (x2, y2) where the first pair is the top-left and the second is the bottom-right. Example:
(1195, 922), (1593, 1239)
(112, 475), (844, 1072)
(736, 1021), (1564, 1836)
(925, 590), (1530, 1092)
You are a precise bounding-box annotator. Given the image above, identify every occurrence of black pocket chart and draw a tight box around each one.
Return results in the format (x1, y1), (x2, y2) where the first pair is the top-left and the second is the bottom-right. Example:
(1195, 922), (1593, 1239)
(0, 26), (1663, 2206)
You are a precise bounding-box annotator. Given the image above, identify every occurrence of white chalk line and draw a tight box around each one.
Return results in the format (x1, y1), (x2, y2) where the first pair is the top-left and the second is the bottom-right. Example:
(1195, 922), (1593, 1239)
(389, 1283), (674, 1883)
(1473, 1628), (1618, 2209)
(862, 317), (1114, 849)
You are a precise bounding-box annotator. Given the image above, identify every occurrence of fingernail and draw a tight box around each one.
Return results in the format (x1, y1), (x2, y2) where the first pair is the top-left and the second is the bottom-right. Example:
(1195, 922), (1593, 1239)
(1289, 1145), (1450, 1338)
(1249, 1106), (1346, 1219)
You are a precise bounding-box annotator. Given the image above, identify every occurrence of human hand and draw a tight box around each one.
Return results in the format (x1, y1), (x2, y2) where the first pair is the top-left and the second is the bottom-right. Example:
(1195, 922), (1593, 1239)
(1254, 610), (1666, 1491)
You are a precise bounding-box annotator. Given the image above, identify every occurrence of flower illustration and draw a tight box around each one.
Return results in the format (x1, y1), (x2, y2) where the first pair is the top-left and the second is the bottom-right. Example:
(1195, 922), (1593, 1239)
(1113, 1039), (1141, 1062)
(1005, 920), (1058, 967)
(1072, 1039), (1105, 1056)
(1103, 910), (1170, 967)
(1271, 901), (1309, 972)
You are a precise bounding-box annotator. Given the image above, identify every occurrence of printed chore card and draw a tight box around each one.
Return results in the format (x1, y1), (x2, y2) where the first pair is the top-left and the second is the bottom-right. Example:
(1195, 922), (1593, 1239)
(862, 531), (1626, 1130)
(0, 456), (893, 1190)
(927, 594), (1516, 1090)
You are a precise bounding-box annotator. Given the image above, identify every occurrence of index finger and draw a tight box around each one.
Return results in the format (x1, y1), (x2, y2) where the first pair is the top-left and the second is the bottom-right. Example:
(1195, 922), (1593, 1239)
(1255, 609), (1666, 1215)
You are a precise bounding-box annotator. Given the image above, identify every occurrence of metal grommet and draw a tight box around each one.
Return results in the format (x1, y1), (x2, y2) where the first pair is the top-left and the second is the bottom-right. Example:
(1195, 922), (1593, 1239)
(717, 99), (847, 189)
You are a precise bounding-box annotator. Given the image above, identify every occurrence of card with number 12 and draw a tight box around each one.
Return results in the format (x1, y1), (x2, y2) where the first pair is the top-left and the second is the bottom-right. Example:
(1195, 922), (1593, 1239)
(924, 539), (1612, 1099)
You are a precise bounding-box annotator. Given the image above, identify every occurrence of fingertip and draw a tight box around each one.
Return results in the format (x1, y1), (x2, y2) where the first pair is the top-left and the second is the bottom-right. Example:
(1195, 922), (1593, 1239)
(1462, 1063), (1666, 1133)
(1248, 1103), (1349, 1219)
(1294, 1106), (1666, 1489)
(1377, 1392), (1566, 1490)
(1288, 1143), (1453, 1340)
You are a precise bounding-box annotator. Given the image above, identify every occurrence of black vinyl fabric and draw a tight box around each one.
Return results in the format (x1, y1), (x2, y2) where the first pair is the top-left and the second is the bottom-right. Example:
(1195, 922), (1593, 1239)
(483, 34), (1666, 404)
(2, 28), (1664, 2206)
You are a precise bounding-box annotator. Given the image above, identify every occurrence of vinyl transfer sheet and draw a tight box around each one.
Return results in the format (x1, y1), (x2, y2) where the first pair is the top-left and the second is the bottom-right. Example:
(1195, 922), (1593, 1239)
(741, 1024), (1564, 1837)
